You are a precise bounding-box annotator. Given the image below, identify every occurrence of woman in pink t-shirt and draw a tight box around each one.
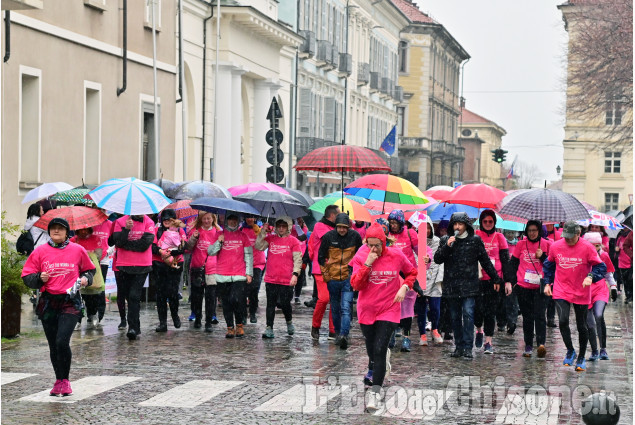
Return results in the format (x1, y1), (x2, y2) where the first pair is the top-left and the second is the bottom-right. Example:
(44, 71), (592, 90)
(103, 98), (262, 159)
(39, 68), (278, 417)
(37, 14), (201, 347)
(22, 218), (96, 397)
(255, 216), (302, 338)
(184, 211), (221, 331)
(350, 223), (417, 413)
(509, 220), (552, 358)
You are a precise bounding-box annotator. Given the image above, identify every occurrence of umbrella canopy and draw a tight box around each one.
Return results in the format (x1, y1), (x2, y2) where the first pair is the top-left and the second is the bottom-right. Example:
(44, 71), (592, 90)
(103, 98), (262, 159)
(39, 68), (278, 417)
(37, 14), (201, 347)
(426, 185), (454, 192)
(283, 188), (315, 207)
(344, 174), (429, 205)
(22, 182), (74, 204)
(170, 180), (232, 200)
(497, 189), (591, 222)
(426, 202), (480, 221)
(88, 177), (171, 215)
(576, 210), (624, 230)
(309, 196), (368, 217)
(51, 186), (96, 206)
(423, 189), (451, 201)
(579, 201), (597, 211)
(324, 191), (369, 204)
(309, 197), (372, 222)
(150, 178), (176, 194)
(234, 190), (308, 219)
(621, 205), (633, 229)
(164, 200), (199, 224)
(475, 213), (526, 232)
(34, 206), (108, 231)
(228, 183), (287, 197)
(364, 200), (433, 214)
(443, 183), (507, 209)
(190, 197), (260, 216)
(294, 145), (391, 173)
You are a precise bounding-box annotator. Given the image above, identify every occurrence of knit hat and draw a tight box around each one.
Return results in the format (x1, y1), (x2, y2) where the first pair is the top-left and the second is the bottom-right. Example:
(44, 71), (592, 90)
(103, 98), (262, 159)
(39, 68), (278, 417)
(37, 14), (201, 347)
(365, 223), (387, 254)
(375, 218), (389, 236)
(387, 209), (406, 226)
(583, 232), (603, 245)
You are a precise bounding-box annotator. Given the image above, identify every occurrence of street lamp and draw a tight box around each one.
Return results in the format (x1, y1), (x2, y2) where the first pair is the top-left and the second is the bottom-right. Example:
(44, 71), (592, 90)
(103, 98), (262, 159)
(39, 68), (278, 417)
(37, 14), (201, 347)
(556, 165), (561, 176)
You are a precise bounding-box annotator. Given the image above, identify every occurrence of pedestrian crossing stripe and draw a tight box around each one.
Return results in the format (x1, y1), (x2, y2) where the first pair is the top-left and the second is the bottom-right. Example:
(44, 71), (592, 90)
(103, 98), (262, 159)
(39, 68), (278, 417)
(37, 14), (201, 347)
(17, 376), (141, 404)
(1, 373), (38, 386)
(139, 380), (244, 408)
(254, 383), (352, 414)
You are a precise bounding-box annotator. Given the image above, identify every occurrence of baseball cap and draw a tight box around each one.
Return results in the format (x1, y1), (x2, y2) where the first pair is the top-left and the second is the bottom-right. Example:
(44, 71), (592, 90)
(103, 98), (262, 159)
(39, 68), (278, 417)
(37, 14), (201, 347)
(561, 221), (580, 239)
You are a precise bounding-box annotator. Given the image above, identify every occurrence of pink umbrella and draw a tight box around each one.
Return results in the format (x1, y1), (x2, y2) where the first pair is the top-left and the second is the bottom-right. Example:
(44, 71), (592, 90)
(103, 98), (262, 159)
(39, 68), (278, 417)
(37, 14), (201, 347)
(443, 183), (507, 209)
(228, 183), (287, 197)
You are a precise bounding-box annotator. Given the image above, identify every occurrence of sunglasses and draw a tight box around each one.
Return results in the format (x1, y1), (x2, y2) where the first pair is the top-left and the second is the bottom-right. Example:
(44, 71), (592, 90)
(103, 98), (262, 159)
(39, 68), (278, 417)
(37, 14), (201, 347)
(482, 220), (494, 224)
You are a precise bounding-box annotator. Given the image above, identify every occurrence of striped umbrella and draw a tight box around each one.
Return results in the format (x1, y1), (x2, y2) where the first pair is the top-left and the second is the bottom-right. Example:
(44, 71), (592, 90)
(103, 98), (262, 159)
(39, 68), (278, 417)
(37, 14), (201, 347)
(51, 187), (96, 206)
(364, 200), (434, 214)
(309, 197), (372, 222)
(87, 177), (171, 215)
(577, 210), (624, 230)
(344, 174), (430, 206)
(324, 191), (369, 204)
(498, 189), (591, 222)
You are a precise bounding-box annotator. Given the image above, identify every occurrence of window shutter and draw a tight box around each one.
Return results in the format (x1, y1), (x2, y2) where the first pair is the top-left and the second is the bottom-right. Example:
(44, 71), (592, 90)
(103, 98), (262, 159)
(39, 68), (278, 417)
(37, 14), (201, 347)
(298, 88), (312, 137)
(324, 97), (336, 142)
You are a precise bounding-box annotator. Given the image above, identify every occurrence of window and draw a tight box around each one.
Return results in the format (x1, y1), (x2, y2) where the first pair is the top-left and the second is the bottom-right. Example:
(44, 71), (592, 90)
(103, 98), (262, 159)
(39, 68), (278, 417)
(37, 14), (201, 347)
(397, 107), (405, 136)
(604, 151), (621, 173)
(20, 67), (41, 185)
(606, 102), (622, 125)
(144, 0), (162, 29)
(605, 193), (619, 212)
(142, 102), (160, 181)
(84, 82), (102, 185)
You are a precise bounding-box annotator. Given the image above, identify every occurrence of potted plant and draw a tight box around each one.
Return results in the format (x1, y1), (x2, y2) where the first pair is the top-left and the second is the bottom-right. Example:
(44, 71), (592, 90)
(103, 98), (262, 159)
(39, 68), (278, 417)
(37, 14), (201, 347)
(1, 212), (31, 337)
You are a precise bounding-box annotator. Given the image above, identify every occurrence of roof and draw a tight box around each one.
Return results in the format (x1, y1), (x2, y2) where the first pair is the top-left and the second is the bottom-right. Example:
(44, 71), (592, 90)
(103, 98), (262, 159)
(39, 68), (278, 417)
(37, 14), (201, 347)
(459, 108), (494, 124)
(390, 0), (437, 24)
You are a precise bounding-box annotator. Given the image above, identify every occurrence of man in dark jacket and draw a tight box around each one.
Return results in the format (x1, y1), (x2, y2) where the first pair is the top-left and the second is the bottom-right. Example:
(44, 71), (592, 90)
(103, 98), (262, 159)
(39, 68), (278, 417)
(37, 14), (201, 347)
(318, 213), (363, 349)
(434, 212), (502, 359)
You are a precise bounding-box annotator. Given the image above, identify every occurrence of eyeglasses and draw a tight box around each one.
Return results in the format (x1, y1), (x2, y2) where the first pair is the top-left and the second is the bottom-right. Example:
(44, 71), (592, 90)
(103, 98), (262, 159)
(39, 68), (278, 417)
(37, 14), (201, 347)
(527, 228), (539, 232)
(367, 243), (382, 249)
(482, 220), (494, 224)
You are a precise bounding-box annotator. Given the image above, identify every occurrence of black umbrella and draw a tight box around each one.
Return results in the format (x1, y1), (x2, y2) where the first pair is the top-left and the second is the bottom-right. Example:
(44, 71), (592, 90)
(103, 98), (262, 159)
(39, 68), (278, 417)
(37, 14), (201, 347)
(284, 188), (315, 207)
(622, 205), (633, 229)
(150, 178), (176, 194)
(234, 190), (308, 219)
(190, 197), (260, 216)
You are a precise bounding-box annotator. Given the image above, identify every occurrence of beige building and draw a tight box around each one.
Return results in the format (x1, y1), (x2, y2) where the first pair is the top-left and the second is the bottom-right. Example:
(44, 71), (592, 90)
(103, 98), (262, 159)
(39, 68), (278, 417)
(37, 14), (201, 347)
(559, 1), (633, 211)
(458, 106), (507, 188)
(2, 0), (177, 225)
(391, 0), (469, 190)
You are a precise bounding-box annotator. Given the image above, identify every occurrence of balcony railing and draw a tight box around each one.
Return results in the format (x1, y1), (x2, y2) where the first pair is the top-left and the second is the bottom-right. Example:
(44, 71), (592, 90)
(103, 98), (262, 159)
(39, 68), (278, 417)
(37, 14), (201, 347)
(295, 137), (337, 159)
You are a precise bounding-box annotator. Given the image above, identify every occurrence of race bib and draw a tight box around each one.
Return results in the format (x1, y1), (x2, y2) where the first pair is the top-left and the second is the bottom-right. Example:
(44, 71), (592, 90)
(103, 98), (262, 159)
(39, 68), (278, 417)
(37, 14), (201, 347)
(524, 269), (541, 285)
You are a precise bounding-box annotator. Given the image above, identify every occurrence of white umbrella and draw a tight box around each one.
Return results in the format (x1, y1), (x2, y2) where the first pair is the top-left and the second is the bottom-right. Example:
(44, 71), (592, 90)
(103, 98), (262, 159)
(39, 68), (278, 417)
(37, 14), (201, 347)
(22, 182), (74, 204)
(88, 177), (171, 215)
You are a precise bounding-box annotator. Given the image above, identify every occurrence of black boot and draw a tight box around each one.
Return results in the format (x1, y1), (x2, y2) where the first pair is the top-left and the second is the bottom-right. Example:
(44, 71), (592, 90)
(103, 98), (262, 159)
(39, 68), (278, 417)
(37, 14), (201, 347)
(172, 314), (181, 329)
(155, 322), (168, 332)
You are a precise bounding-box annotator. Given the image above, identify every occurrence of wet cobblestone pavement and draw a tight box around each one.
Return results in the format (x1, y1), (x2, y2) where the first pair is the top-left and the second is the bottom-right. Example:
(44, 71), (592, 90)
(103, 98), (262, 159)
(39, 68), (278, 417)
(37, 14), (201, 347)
(2, 285), (632, 424)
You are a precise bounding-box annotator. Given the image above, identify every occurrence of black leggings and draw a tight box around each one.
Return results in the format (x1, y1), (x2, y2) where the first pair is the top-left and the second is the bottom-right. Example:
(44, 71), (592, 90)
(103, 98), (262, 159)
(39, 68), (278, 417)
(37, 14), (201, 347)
(516, 286), (547, 347)
(217, 280), (246, 327)
(360, 321), (398, 391)
(114, 271), (128, 322)
(190, 269), (217, 324)
(294, 269), (306, 298)
(554, 299), (588, 357)
(118, 271), (148, 334)
(153, 261), (182, 324)
(399, 317), (412, 336)
(587, 301), (607, 351)
(474, 283), (499, 337)
(41, 312), (79, 380)
(265, 283), (294, 327)
(245, 268), (263, 316)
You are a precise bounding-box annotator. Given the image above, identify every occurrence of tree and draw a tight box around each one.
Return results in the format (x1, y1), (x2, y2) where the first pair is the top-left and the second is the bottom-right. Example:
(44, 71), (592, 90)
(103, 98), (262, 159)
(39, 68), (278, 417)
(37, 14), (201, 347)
(504, 160), (544, 189)
(560, 0), (633, 151)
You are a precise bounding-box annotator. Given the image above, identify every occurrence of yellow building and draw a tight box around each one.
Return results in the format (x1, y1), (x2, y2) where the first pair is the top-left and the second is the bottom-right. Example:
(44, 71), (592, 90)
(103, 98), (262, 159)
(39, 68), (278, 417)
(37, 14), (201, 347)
(559, 1), (633, 211)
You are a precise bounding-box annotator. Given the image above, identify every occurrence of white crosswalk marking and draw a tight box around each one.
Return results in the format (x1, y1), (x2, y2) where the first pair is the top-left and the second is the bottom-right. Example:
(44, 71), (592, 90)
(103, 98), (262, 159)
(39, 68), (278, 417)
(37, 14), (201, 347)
(17, 375), (141, 404)
(139, 380), (244, 408)
(495, 393), (561, 424)
(254, 383), (352, 414)
(375, 389), (455, 419)
(1, 373), (37, 386)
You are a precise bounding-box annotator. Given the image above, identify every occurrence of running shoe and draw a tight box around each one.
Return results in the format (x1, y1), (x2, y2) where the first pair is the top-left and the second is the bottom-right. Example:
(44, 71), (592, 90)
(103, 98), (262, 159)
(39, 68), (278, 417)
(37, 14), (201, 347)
(311, 327), (320, 341)
(211, 316), (219, 325)
(575, 356), (586, 372)
(419, 334), (428, 346)
(287, 321), (295, 336)
(49, 379), (63, 397)
(425, 322), (431, 331)
(262, 326), (274, 339)
(60, 379), (72, 396)
(118, 320), (127, 330)
(475, 332), (484, 348)
(188, 312), (196, 321)
(599, 348), (609, 360)
(463, 349), (473, 359)
(431, 330), (443, 344)
(400, 336), (411, 352)
(588, 350), (599, 362)
(563, 349), (576, 366)
(328, 332), (336, 340)
(366, 390), (381, 413)
(483, 342), (494, 354)
(523, 346), (533, 357)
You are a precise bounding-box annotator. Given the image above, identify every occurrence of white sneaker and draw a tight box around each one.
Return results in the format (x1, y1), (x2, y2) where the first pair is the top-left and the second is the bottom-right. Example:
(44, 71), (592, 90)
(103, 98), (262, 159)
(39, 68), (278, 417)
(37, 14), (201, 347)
(426, 322), (431, 331)
(384, 348), (391, 380)
(366, 390), (381, 413)
(74, 322), (81, 331)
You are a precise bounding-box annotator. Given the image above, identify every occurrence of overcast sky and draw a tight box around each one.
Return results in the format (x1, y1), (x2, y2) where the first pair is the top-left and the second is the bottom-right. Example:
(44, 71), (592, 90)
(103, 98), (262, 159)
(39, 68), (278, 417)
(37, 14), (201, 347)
(422, 0), (568, 184)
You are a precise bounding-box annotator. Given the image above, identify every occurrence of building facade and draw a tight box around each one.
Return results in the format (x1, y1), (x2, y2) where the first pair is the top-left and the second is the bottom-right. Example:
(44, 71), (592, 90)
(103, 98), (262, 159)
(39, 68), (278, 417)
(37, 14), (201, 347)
(458, 106), (507, 188)
(2, 0), (177, 225)
(559, 1), (633, 211)
(391, 0), (469, 190)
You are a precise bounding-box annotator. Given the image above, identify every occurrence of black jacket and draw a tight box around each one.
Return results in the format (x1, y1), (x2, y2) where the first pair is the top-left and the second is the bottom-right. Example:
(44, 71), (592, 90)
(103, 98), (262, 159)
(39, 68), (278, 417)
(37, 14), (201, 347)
(434, 224), (502, 298)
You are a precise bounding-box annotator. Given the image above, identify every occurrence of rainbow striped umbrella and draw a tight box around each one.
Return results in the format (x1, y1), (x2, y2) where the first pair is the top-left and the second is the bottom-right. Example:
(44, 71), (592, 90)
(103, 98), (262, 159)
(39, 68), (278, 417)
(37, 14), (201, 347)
(344, 174), (429, 205)
(309, 197), (372, 222)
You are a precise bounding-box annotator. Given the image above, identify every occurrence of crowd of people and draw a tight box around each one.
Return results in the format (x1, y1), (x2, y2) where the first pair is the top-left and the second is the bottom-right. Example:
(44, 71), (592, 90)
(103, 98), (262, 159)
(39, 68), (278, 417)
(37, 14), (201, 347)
(20, 200), (633, 412)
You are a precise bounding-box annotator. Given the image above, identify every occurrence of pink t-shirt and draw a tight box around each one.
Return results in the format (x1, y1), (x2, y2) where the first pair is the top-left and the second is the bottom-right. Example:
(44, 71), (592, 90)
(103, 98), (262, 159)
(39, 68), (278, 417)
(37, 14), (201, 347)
(263, 234), (302, 285)
(549, 238), (602, 305)
(350, 244), (416, 325)
(189, 227), (219, 274)
(475, 230), (508, 280)
(22, 242), (95, 295)
(215, 229), (250, 276)
(242, 227), (266, 270)
(92, 221), (113, 260)
(590, 250), (614, 307)
(391, 228), (418, 268)
(291, 225), (309, 256)
(310, 221), (334, 275)
(113, 215), (155, 267)
(353, 225), (367, 241)
(617, 235), (633, 268)
(513, 238), (553, 289)
(156, 228), (186, 263)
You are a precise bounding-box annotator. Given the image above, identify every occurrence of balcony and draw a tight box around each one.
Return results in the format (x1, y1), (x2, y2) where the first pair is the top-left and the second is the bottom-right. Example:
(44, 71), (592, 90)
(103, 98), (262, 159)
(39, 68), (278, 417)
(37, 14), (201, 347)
(298, 30), (315, 58)
(369, 72), (380, 92)
(338, 53), (353, 77)
(431, 140), (447, 158)
(357, 63), (370, 85)
(393, 86), (404, 103)
(330, 44), (339, 69)
(315, 40), (332, 66)
(294, 137), (337, 159)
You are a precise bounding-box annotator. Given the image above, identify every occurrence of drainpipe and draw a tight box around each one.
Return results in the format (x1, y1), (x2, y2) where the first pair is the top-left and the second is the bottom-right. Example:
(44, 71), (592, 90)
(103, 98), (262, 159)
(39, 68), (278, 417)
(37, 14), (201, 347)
(117, 0), (127, 96)
(288, 0), (300, 188)
(3, 11), (10, 63)
(201, 3), (213, 180)
(178, 0), (187, 180)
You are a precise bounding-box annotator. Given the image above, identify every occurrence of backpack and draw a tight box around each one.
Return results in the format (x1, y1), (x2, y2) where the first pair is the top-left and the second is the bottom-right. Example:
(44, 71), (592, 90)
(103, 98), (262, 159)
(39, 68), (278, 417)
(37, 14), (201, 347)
(16, 231), (43, 256)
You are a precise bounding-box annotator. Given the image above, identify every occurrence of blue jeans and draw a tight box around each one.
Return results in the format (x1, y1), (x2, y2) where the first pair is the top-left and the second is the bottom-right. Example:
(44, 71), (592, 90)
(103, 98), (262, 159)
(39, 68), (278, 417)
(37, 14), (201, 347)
(448, 297), (476, 350)
(327, 279), (353, 336)
(415, 296), (441, 335)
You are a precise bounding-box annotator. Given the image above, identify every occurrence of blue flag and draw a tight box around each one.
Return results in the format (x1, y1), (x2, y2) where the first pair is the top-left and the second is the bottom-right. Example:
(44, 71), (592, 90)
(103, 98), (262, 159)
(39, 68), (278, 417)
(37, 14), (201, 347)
(379, 125), (397, 156)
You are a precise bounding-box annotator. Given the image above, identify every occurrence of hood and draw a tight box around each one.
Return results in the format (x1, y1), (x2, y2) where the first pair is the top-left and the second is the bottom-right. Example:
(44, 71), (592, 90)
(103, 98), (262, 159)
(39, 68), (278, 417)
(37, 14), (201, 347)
(365, 223), (387, 255)
(160, 209), (177, 222)
(24, 216), (38, 231)
(448, 212), (474, 237)
(479, 209), (497, 235)
(426, 215), (434, 239)
(334, 213), (351, 228)
(275, 216), (293, 236)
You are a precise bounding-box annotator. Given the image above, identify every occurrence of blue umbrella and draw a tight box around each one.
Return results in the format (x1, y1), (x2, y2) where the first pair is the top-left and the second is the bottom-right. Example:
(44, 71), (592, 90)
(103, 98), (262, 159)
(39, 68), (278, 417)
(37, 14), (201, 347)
(475, 213), (525, 232)
(88, 177), (171, 215)
(427, 202), (480, 222)
(190, 197), (260, 216)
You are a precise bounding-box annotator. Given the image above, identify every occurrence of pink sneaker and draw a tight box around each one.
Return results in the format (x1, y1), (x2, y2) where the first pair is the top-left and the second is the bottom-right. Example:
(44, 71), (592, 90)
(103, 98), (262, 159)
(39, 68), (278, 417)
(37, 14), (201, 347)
(60, 379), (73, 396)
(49, 379), (63, 396)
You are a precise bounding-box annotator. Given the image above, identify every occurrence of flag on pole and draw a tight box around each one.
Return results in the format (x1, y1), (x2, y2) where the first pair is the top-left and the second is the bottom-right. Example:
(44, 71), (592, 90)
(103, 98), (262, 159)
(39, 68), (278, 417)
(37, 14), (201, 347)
(379, 125), (397, 156)
(506, 155), (517, 179)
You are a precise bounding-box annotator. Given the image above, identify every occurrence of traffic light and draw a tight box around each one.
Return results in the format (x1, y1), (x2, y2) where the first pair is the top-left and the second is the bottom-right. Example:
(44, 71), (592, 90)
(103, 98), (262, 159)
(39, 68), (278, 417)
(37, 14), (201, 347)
(491, 149), (498, 162)
(499, 149), (508, 163)
(491, 148), (508, 163)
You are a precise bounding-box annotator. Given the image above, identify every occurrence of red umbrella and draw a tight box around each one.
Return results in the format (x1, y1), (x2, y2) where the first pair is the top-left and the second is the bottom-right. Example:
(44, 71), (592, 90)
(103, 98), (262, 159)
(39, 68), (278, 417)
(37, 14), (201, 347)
(423, 189), (451, 202)
(165, 200), (199, 225)
(443, 183), (507, 209)
(294, 145), (391, 173)
(34, 206), (108, 231)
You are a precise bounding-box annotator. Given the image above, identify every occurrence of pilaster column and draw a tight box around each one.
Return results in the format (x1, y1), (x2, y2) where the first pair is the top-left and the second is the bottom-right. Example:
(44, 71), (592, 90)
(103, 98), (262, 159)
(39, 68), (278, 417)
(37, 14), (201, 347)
(231, 67), (246, 186)
(215, 64), (234, 188)
(253, 79), (281, 183)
